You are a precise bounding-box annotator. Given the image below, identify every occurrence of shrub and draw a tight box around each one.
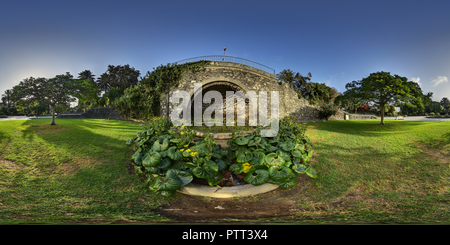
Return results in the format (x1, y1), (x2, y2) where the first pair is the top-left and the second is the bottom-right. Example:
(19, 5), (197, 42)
(313, 99), (340, 120)
(126, 116), (316, 197)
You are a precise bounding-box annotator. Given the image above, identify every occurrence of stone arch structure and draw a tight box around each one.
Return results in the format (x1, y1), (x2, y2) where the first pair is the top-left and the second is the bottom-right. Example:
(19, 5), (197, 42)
(161, 61), (344, 123)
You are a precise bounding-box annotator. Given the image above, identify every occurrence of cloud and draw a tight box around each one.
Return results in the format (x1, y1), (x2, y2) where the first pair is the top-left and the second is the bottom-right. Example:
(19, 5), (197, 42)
(431, 76), (448, 87)
(409, 77), (421, 87)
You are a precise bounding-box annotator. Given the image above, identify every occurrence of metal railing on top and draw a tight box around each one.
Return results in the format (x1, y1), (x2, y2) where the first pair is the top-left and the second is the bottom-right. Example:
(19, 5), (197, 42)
(174, 55), (276, 75)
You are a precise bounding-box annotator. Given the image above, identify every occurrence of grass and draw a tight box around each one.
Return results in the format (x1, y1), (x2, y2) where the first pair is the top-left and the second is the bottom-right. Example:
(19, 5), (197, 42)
(0, 119), (174, 223)
(1, 118), (449, 224)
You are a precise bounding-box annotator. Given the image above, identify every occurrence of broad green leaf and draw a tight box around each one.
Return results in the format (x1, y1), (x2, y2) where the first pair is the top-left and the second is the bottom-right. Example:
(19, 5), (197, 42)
(212, 152), (223, 159)
(267, 178), (283, 185)
(192, 166), (215, 179)
(248, 137), (262, 146)
(170, 138), (182, 143)
(157, 157), (172, 169)
(152, 138), (169, 152)
(235, 136), (249, 145)
(206, 173), (223, 186)
(251, 151), (266, 166)
(292, 163), (307, 174)
(306, 167), (317, 178)
(236, 150), (253, 163)
(152, 176), (181, 191)
(268, 166), (292, 182)
(142, 152), (162, 167)
(229, 163), (244, 175)
(244, 169), (270, 186)
(222, 159), (232, 166)
(295, 143), (305, 151)
(279, 140), (295, 151)
(192, 160), (218, 179)
(145, 166), (161, 175)
(182, 150), (191, 157)
(166, 169), (193, 186)
(220, 148), (228, 156)
(291, 149), (303, 158)
(131, 150), (144, 166)
(279, 178), (297, 189)
(134, 166), (144, 174)
(276, 150), (291, 162)
(152, 189), (176, 197)
(167, 146), (183, 160)
(264, 152), (285, 167)
(215, 159), (227, 171)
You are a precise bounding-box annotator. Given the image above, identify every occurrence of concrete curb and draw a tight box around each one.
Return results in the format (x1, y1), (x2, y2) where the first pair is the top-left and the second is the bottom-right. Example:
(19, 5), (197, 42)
(177, 182), (279, 198)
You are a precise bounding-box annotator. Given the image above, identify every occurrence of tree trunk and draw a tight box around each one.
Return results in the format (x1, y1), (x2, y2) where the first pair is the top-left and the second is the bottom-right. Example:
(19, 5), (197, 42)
(380, 104), (385, 125)
(50, 104), (56, 125)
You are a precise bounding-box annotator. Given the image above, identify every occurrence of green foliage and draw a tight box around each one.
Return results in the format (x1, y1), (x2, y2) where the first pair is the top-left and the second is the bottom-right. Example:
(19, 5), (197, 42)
(12, 73), (96, 124)
(344, 71), (425, 124)
(276, 69), (338, 103)
(114, 61), (209, 120)
(312, 99), (340, 120)
(127, 116), (316, 196)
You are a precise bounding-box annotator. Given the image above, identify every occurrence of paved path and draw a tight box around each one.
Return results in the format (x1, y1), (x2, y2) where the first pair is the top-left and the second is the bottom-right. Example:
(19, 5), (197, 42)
(385, 116), (450, 121)
(0, 116), (52, 121)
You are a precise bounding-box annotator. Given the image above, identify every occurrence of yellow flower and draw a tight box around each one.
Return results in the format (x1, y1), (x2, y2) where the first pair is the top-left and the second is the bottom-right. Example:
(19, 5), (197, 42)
(186, 149), (191, 153)
(180, 132), (184, 135)
(242, 163), (253, 173)
(190, 152), (197, 157)
(180, 149), (184, 152)
(181, 125), (185, 128)
(184, 144), (189, 148)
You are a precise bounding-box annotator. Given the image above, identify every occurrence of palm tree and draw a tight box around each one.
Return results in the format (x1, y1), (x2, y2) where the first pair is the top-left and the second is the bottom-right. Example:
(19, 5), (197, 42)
(1, 89), (13, 115)
(96, 73), (111, 94)
(78, 70), (95, 81)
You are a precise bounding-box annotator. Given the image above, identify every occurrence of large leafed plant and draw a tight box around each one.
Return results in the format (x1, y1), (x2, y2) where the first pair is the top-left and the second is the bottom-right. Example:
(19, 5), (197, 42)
(127, 116), (316, 197)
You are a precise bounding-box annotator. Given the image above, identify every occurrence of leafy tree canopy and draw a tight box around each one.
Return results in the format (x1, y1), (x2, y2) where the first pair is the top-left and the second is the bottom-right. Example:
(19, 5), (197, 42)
(344, 71), (425, 124)
(14, 72), (97, 125)
(276, 69), (338, 103)
(113, 61), (209, 120)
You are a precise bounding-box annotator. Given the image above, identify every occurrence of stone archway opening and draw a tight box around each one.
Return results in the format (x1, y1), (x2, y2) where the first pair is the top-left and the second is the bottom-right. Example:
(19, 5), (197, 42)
(190, 81), (251, 126)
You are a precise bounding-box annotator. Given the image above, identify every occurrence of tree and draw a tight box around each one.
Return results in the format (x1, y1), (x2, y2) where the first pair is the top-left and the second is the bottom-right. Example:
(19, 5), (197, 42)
(276, 69), (338, 103)
(77, 70), (100, 111)
(98, 64), (140, 91)
(1, 89), (14, 115)
(78, 70), (95, 81)
(14, 73), (93, 125)
(276, 69), (312, 96)
(440, 97), (450, 112)
(344, 71), (424, 125)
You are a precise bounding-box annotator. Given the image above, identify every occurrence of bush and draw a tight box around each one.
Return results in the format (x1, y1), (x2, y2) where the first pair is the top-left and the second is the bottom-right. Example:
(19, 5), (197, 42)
(126, 116), (316, 197)
(312, 99), (340, 120)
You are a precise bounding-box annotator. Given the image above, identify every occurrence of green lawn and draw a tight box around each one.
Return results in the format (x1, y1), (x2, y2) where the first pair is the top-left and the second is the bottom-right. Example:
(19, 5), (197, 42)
(0, 119), (175, 223)
(0, 118), (449, 223)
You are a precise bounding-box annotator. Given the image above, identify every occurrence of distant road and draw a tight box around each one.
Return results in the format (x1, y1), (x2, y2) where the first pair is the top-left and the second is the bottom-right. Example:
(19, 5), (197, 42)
(384, 116), (450, 121)
(0, 116), (52, 121)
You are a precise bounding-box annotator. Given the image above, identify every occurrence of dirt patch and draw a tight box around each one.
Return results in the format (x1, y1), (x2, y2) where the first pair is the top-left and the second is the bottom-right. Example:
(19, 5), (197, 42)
(157, 174), (316, 222)
(414, 141), (449, 164)
(0, 158), (21, 171)
(25, 123), (68, 134)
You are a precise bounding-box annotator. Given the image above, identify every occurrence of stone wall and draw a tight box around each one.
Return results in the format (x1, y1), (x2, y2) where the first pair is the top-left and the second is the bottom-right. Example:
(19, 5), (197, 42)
(57, 107), (125, 120)
(162, 61), (345, 123)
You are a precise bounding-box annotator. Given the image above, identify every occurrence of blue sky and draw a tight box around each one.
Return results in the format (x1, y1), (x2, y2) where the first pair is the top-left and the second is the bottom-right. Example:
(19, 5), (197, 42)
(1, 0), (449, 104)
